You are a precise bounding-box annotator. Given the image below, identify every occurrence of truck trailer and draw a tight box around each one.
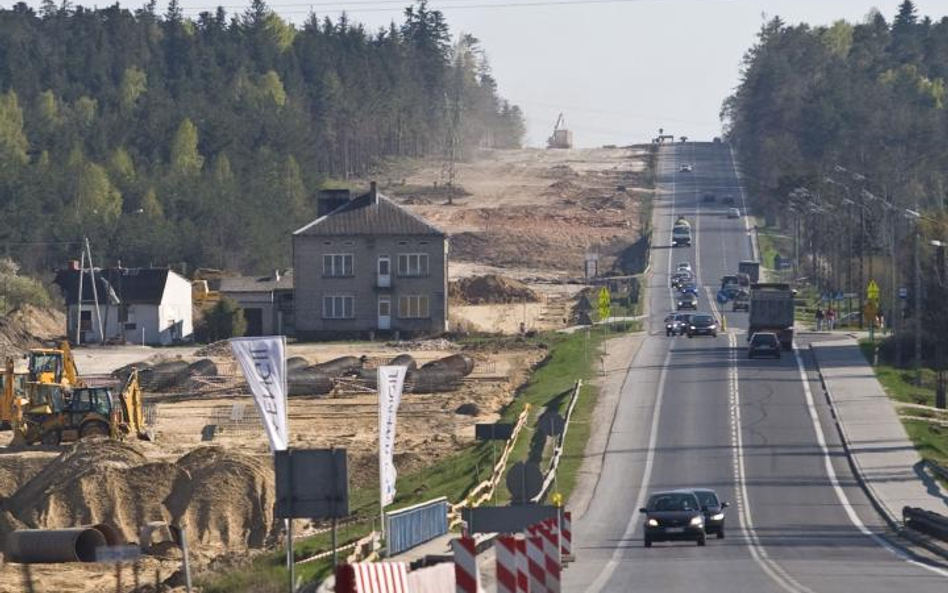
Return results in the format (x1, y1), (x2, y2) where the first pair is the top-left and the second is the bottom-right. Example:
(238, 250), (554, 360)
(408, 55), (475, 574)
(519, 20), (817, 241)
(748, 283), (795, 350)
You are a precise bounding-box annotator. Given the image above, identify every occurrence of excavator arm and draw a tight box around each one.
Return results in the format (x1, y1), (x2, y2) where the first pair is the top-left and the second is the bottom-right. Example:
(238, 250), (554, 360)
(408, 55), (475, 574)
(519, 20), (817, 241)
(1, 358), (13, 429)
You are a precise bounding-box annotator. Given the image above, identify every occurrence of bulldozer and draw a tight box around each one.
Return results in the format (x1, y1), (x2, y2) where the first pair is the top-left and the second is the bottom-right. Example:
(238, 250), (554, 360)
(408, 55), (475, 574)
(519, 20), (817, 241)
(10, 369), (152, 445)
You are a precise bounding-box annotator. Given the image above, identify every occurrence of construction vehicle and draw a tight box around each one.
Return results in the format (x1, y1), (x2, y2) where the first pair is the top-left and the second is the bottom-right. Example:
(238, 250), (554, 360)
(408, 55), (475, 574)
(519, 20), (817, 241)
(11, 369), (151, 445)
(547, 113), (573, 149)
(0, 358), (26, 430)
(27, 341), (80, 387)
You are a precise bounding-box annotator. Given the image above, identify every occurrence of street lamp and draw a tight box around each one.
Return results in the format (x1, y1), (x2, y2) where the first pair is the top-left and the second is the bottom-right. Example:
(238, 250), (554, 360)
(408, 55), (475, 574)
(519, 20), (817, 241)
(931, 239), (947, 409)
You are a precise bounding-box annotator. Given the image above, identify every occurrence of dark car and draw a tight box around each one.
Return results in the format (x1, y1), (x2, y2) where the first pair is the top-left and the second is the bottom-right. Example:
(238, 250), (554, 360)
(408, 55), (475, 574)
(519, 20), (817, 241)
(687, 313), (718, 337)
(748, 332), (781, 359)
(702, 192), (716, 203)
(665, 313), (691, 336)
(640, 490), (706, 547)
(677, 293), (698, 310)
(732, 292), (750, 312)
(693, 489), (728, 539)
(679, 283), (698, 296)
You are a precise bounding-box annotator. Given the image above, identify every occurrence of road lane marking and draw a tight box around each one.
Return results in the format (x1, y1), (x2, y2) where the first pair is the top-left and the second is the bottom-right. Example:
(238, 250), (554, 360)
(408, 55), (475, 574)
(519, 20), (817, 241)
(731, 333), (815, 593)
(793, 347), (948, 578)
(585, 347), (672, 593)
(728, 146), (759, 261)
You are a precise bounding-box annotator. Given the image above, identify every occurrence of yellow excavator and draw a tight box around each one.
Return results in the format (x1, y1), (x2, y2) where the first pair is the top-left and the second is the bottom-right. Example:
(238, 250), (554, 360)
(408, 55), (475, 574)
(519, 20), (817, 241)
(10, 369), (152, 445)
(27, 341), (80, 387)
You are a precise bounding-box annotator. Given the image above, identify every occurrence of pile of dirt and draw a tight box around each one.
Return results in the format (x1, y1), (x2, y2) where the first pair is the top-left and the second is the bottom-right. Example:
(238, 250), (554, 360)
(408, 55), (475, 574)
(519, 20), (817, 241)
(0, 304), (66, 357)
(1, 440), (276, 554)
(449, 275), (542, 305)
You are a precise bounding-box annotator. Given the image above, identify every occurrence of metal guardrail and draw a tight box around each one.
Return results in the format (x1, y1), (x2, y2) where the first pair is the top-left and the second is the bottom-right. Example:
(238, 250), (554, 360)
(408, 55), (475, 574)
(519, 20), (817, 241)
(385, 497), (449, 555)
(903, 506), (948, 543)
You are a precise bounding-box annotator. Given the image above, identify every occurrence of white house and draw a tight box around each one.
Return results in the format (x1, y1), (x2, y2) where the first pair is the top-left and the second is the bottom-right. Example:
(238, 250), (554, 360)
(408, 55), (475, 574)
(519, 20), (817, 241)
(55, 266), (193, 345)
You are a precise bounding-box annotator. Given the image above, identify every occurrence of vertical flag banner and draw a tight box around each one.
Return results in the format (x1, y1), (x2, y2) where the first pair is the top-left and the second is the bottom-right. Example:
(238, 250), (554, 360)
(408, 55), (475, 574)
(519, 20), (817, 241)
(379, 365), (407, 507)
(231, 336), (288, 452)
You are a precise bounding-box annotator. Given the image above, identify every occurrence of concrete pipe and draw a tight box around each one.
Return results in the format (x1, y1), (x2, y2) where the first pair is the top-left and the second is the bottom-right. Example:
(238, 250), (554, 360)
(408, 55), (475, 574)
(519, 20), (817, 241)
(286, 357), (310, 372)
(421, 354), (475, 376)
(187, 358), (218, 377)
(308, 356), (362, 378)
(140, 360), (190, 391)
(287, 371), (332, 396)
(388, 354), (417, 372)
(410, 368), (464, 393)
(6, 528), (107, 563)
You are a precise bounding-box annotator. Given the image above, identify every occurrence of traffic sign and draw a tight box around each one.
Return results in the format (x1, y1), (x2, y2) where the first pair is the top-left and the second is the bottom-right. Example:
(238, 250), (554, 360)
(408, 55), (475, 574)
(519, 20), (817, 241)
(598, 287), (611, 320)
(867, 280), (880, 301)
(898, 287), (908, 300)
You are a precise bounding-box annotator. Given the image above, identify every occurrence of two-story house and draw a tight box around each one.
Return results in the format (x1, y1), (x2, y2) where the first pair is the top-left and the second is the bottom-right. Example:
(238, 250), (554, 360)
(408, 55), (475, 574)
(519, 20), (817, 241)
(292, 183), (448, 340)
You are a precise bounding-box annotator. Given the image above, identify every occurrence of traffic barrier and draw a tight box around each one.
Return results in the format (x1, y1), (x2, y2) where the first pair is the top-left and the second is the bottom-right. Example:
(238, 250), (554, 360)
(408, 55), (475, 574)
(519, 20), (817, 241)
(516, 536), (529, 593)
(904, 506), (948, 543)
(539, 523), (561, 593)
(526, 534), (547, 592)
(561, 511), (574, 562)
(385, 497), (449, 556)
(452, 536), (480, 593)
(334, 562), (409, 593)
(495, 535), (519, 593)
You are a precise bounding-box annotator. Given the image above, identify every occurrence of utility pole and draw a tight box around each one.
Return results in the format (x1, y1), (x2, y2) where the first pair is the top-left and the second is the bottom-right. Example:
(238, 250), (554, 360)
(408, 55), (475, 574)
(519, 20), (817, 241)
(913, 212), (922, 386)
(932, 240), (947, 409)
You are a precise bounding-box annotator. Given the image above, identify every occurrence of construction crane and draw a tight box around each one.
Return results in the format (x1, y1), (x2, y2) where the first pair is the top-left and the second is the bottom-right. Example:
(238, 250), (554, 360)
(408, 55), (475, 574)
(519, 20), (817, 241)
(547, 113), (573, 149)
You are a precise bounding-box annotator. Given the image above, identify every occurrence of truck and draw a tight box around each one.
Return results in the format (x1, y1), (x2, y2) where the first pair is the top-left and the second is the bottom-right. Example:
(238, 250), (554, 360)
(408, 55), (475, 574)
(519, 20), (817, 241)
(673, 217), (692, 247)
(739, 260), (761, 283)
(748, 283), (795, 350)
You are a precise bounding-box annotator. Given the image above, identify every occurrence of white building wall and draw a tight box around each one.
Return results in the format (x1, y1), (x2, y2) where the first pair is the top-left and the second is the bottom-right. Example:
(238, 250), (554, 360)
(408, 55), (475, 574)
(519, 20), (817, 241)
(158, 271), (194, 344)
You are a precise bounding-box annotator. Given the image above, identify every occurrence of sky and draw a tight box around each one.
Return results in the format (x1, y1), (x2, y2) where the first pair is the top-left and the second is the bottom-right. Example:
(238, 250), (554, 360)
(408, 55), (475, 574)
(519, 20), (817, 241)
(19, 0), (948, 146)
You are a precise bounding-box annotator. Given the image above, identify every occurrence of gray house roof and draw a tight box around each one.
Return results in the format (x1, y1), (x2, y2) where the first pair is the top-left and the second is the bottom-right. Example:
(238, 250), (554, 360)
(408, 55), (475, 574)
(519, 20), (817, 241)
(220, 271), (294, 293)
(293, 185), (445, 238)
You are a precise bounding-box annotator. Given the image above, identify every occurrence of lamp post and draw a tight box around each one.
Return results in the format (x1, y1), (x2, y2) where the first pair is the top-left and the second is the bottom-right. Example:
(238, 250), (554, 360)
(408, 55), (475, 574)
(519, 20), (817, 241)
(906, 209), (923, 387)
(932, 239), (947, 409)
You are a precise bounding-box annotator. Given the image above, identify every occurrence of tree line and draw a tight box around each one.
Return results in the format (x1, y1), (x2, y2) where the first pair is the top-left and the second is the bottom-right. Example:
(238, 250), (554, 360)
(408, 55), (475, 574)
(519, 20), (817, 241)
(724, 0), (948, 365)
(0, 0), (526, 275)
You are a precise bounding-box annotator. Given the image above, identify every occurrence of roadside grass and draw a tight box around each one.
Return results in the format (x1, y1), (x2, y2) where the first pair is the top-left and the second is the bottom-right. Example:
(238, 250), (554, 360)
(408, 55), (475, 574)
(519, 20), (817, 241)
(753, 219), (793, 271)
(857, 340), (948, 469)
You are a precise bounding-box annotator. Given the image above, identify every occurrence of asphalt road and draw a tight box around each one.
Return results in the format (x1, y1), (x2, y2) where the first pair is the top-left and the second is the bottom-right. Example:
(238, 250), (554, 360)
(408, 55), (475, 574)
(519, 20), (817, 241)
(564, 142), (948, 592)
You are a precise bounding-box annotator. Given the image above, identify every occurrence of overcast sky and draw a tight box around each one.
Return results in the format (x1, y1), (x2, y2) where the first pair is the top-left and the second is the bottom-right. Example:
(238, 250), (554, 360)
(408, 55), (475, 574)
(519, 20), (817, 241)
(20, 0), (948, 146)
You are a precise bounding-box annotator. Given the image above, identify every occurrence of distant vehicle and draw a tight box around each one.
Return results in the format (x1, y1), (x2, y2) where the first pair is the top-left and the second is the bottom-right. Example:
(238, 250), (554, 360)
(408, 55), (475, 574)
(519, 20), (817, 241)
(703, 193), (716, 203)
(736, 272), (751, 288)
(692, 489), (728, 539)
(678, 283), (698, 296)
(687, 313), (718, 338)
(679, 164), (693, 173)
(671, 273), (691, 289)
(732, 291), (750, 312)
(720, 275), (738, 290)
(738, 261), (761, 283)
(722, 195), (735, 205)
(672, 225), (692, 247)
(727, 208), (741, 219)
(677, 262), (692, 273)
(748, 332), (781, 359)
(640, 490), (706, 547)
(677, 293), (698, 310)
(665, 313), (690, 336)
(722, 284), (741, 299)
(748, 283), (795, 350)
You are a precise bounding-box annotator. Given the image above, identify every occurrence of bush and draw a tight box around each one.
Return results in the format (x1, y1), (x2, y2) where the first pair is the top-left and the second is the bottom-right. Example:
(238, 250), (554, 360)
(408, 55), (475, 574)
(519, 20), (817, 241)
(195, 297), (247, 343)
(0, 258), (51, 315)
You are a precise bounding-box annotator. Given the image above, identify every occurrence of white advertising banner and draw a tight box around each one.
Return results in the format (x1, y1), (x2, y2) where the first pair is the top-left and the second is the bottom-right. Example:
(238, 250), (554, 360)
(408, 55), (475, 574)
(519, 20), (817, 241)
(231, 336), (288, 452)
(379, 365), (407, 508)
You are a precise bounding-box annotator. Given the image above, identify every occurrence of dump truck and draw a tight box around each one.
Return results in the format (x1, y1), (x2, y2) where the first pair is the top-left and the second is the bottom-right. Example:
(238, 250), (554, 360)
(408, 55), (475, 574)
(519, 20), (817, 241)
(748, 283), (795, 350)
(739, 261), (761, 284)
(673, 217), (692, 247)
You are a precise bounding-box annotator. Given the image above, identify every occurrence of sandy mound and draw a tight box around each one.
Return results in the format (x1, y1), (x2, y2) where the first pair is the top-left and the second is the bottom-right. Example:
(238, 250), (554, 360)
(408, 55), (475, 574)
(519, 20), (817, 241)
(0, 304), (66, 357)
(449, 275), (541, 305)
(1, 441), (276, 554)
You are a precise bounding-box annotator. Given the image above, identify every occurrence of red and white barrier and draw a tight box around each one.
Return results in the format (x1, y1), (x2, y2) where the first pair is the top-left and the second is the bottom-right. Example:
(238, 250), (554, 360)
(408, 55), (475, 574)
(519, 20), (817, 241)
(561, 511), (574, 562)
(526, 534), (546, 592)
(335, 562), (410, 593)
(495, 535), (519, 593)
(539, 523), (561, 593)
(452, 536), (480, 593)
(515, 536), (529, 593)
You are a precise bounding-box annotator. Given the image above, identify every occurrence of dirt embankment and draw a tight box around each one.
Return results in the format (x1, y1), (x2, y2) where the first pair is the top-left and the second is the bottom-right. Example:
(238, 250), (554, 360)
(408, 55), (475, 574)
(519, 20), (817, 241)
(0, 304), (66, 359)
(449, 275), (541, 305)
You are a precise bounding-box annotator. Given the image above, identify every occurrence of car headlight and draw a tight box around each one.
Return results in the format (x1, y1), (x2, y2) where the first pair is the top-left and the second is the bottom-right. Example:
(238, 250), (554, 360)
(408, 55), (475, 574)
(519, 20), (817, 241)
(689, 325), (696, 330)
(647, 518), (658, 527)
(711, 513), (725, 521)
(689, 516), (704, 527)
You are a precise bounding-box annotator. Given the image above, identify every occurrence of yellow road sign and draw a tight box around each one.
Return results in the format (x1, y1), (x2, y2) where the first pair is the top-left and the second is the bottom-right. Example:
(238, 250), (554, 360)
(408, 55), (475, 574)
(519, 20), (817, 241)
(867, 280), (880, 302)
(598, 287), (611, 320)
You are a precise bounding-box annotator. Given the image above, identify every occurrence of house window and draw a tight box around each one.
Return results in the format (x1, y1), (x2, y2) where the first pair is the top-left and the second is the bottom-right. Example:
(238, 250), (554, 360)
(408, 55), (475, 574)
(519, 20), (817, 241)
(323, 295), (354, 319)
(398, 295), (430, 319)
(118, 305), (129, 323)
(397, 254), (429, 277)
(323, 254), (354, 277)
(80, 310), (92, 331)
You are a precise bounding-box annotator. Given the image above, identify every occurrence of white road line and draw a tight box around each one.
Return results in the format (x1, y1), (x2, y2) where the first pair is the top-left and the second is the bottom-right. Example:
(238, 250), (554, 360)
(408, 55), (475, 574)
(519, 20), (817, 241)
(585, 347), (672, 593)
(728, 146), (759, 261)
(792, 347), (948, 578)
(731, 333), (814, 593)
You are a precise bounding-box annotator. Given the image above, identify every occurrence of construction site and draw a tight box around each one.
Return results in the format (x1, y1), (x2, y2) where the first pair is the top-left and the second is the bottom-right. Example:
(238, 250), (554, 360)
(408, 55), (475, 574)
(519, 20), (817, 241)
(0, 145), (652, 592)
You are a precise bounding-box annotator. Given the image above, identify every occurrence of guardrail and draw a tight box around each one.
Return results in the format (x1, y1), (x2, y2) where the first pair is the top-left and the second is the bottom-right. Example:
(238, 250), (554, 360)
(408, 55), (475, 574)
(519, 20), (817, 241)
(903, 507), (948, 543)
(385, 497), (449, 556)
(532, 380), (583, 503)
(448, 404), (532, 528)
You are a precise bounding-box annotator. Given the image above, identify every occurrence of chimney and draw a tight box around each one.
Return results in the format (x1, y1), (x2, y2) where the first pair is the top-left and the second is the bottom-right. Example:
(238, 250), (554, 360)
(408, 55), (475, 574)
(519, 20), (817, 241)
(317, 189), (352, 217)
(370, 181), (378, 204)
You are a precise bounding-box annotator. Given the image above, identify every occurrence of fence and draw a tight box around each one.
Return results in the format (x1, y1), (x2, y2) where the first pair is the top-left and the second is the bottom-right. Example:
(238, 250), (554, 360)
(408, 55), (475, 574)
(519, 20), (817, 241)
(385, 497), (449, 555)
(532, 380), (583, 503)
